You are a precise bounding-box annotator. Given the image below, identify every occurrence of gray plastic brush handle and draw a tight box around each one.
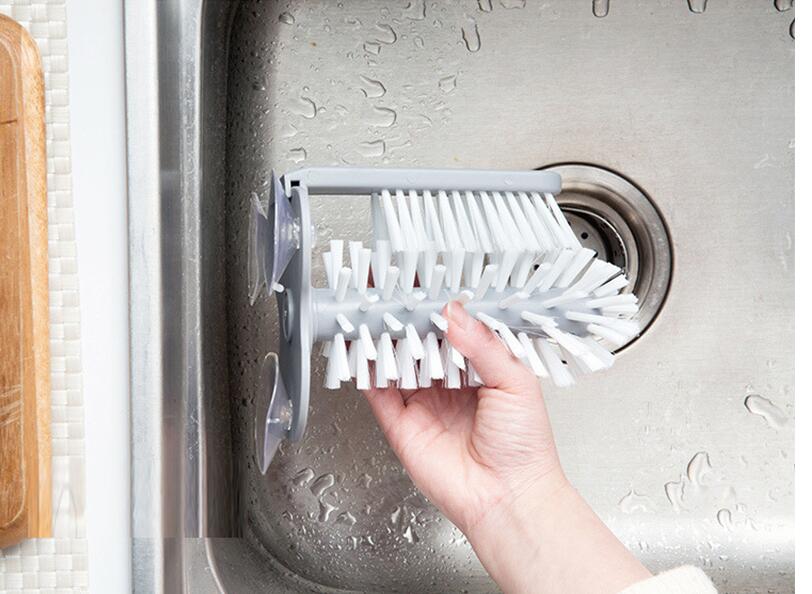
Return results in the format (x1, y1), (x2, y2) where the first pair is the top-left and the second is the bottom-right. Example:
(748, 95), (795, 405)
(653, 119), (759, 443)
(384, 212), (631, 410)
(312, 288), (590, 342)
(283, 167), (561, 196)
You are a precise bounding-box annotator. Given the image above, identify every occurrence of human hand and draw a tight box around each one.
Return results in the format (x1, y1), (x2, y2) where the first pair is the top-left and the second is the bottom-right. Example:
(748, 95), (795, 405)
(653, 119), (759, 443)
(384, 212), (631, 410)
(363, 300), (651, 594)
(362, 300), (565, 534)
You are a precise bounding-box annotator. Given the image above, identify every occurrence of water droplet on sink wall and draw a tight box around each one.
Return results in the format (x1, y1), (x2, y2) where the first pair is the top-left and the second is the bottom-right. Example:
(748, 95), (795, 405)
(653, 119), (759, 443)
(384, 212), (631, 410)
(365, 106), (398, 128)
(687, 0), (708, 14)
(664, 480), (686, 511)
(311, 473), (336, 497)
(686, 451), (712, 486)
(500, 0), (526, 8)
(288, 95), (318, 119)
(359, 75), (386, 98)
(404, 0), (426, 20)
(318, 499), (337, 522)
(439, 75), (457, 93)
(478, 0), (493, 12)
(461, 20), (482, 53)
(619, 490), (654, 514)
(293, 467), (315, 486)
(592, 0), (610, 17)
(279, 11), (295, 25)
(717, 508), (733, 530)
(744, 394), (789, 429)
(774, 0), (793, 11)
(359, 140), (386, 157)
(374, 23), (398, 44)
(288, 147), (308, 163)
(336, 511), (357, 526)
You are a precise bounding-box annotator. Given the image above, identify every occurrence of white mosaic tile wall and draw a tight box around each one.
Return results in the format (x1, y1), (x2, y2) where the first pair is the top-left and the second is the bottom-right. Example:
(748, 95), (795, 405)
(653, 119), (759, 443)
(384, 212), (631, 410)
(0, 1), (88, 592)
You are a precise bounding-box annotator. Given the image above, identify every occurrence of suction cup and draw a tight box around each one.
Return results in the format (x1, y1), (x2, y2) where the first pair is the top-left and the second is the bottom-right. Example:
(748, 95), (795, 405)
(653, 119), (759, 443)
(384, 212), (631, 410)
(254, 352), (293, 474)
(248, 172), (300, 304)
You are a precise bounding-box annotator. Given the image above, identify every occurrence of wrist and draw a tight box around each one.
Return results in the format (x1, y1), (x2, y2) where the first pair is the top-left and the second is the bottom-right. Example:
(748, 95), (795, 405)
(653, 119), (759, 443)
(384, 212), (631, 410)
(465, 474), (651, 594)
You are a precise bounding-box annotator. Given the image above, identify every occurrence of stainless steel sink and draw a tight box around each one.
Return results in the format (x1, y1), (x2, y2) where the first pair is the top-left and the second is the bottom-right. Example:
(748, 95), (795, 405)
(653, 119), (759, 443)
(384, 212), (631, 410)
(125, 1), (794, 592)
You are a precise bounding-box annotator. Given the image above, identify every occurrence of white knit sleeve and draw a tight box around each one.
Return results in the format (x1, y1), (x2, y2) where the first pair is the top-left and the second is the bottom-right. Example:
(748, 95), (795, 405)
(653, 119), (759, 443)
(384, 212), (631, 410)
(619, 566), (717, 594)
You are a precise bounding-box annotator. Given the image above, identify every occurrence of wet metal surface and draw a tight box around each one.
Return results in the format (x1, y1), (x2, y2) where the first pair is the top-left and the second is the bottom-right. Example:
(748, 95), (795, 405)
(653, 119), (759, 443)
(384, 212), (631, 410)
(127, 1), (794, 592)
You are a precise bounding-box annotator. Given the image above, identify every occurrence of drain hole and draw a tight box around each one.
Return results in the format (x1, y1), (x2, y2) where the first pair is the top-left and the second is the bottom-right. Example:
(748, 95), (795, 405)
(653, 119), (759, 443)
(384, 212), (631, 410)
(540, 163), (672, 348)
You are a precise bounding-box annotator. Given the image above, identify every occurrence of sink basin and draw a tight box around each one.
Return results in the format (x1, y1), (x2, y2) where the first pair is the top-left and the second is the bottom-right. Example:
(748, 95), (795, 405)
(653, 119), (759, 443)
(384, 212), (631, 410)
(125, 1), (794, 592)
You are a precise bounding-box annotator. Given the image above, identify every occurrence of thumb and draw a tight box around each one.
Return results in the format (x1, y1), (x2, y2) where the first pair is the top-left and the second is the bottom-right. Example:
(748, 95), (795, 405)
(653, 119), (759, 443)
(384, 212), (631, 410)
(443, 301), (536, 393)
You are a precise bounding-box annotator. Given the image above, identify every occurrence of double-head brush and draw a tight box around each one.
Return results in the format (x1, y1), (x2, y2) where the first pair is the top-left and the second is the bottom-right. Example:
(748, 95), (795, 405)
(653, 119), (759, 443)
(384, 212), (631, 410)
(251, 167), (639, 471)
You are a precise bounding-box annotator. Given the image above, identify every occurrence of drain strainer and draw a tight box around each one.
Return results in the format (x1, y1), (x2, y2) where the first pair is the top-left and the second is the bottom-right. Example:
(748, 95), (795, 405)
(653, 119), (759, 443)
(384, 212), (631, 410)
(540, 164), (672, 347)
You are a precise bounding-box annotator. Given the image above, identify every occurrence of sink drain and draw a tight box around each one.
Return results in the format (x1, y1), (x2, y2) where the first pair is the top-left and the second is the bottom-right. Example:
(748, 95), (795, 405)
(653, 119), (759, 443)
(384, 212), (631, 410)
(540, 164), (672, 346)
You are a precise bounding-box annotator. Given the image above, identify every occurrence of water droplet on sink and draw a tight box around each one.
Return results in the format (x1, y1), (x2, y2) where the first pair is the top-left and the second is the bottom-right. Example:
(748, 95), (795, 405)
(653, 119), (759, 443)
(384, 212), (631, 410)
(374, 23), (398, 44)
(293, 467), (315, 487)
(363, 41), (382, 55)
(686, 451), (712, 486)
(311, 473), (336, 497)
(318, 499), (338, 522)
(744, 394), (789, 429)
(716, 508), (733, 530)
(478, 0), (493, 11)
(790, 19), (795, 39)
(359, 75), (386, 98)
(619, 490), (654, 514)
(365, 106), (398, 128)
(390, 506), (402, 525)
(500, 0), (526, 8)
(404, 0), (427, 20)
(592, 0), (610, 17)
(414, 36), (425, 48)
(280, 123), (299, 138)
(439, 75), (457, 93)
(461, 20), (481, 52)
(279, 11), (295, 25)
(289, 95), (318, 119)
(403, 524), (419, 543)
(336, 511), (357, 526)
(357, 473), (372, 488)
(687, 0), (708, 14)
(359, 140), (386, 157)
(774, 0), (793, 11)
(664, 480), (685, 511)
(288, 147), (307, 163)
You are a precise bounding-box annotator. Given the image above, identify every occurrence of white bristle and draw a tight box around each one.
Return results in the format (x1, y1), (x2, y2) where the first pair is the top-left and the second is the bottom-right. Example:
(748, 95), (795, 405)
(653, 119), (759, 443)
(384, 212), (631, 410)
(518, 332), (549, 378)
(586, 323), (629, 347)
(476, 312), (525, 358)
(540, 290), (588, 309)
(428, 264), (446, 300)
(430, 312), (448, 332)
(495, 250), (519, 292)
(518, 191), (554, 253)
(544, 192), (581, 249)
(402, 289), (426, 312)
(329, 240), (344, 288)
(382, 266), (399, 301)
(586, 293), (638, 308)
(474, 264), (498, 300)
(520, 310), (559, 328)
(334, 267), (352, 302)
(499, 290), (529, 309)
(555, 248), (596, 288)
(423, 332), (444, 380)
(592, 273), (630, 297)
(511, 254), (536, 288)
(564, 311), (639, 337)
(355, 345), (371, 390)
(380, 190), (404, 252)
(535, 338), (574, 388)
(531, 192), (569, 249)
(383, 312), (404, 332)
(321, 340), (332, 357)
(602, 303), (640, 315)
(325, 333), (351, 388)
(457, 289), (475, 304)
(356, 248), (371, 293)
(449, 344), (465, 370)
(396, 339), (418, 389)
(405, 323), (426, 360)
(336, 313), (354, 334)
(583, 337), (615, 369)
(372, 240), (392, 289)
(358, 324), (378, 360)
(536, 249), (575, 292)
(506, 192), (541, 253)
(359, 292), (379, 312)
(465, 191), (494, 253)
(349, 241), (362, 287)
(347, 340), (359, 378)
(523, 263), (552, 295)
(378, 332), (399, 381)
(399, 250), (418, 294)
(448, 249), (466, 293)
(423, 191), (448, 253)
(322, 252), (334, 289)
(465, 251), (486, 288)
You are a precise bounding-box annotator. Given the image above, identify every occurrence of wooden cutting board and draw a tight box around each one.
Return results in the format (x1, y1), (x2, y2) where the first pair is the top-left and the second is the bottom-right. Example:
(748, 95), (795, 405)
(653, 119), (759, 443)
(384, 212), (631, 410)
(0, 13), (51, 548)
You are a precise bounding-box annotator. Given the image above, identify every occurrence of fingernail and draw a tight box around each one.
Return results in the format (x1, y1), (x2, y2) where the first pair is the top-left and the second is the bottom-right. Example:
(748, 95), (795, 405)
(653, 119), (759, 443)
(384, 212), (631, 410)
(444, 300), (470, 330)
